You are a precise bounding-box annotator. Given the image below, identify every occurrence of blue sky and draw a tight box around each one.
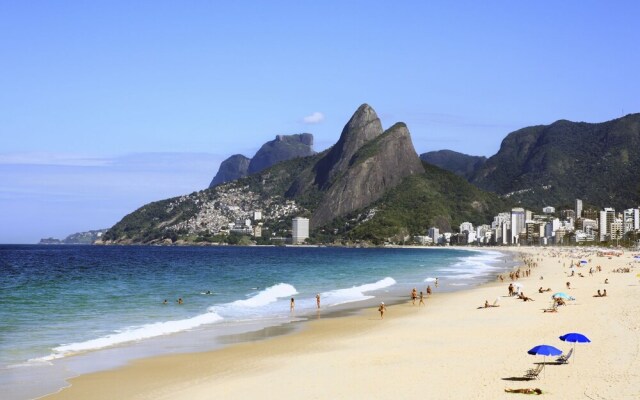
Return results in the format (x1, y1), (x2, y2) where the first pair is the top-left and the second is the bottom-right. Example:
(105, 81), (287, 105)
(1, 1), (639, 243)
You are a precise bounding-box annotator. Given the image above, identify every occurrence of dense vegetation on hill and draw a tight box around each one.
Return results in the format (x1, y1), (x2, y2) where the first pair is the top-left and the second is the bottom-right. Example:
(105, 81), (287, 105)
(471, 114), (640, 209)
(420, 150), (486, 180)
(325, 162), (509, 244)
(422, 114), (640, 210)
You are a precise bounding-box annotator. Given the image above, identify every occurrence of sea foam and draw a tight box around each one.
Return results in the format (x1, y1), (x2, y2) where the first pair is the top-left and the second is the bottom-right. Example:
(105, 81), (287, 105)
(432, 250), (504, 280)
(227, 283), (298, 308)
(39, 311), (224, 361)
(320, 277), (396, 306)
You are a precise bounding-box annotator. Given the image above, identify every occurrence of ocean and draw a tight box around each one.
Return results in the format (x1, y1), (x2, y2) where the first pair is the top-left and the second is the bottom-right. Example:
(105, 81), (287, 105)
(0, 245), (513, 399)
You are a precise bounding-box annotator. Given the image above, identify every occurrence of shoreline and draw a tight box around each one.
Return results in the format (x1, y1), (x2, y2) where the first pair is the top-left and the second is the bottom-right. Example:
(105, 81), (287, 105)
(42, 247), (640, 399)
(4, 246), (511, 400)
(39, 248), (514, 398)
(9, 247), (513, 399)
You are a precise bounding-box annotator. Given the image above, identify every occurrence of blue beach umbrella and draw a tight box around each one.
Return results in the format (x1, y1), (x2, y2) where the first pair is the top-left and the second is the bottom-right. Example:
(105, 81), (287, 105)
(528, 345), (562, 378)
(552, 292), (575, 300)
(559, 332), (591, 363)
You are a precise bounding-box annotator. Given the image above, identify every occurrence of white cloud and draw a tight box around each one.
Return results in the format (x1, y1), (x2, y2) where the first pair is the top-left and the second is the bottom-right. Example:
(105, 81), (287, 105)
(302, 111), (325, 124)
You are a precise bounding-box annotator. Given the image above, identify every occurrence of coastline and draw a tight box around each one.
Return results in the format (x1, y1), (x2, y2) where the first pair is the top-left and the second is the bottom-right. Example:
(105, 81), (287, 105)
(41, 247), (640, 399)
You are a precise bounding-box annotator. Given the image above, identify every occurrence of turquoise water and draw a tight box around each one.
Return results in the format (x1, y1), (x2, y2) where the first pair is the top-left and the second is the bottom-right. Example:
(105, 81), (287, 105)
(0, 245), (510, 399)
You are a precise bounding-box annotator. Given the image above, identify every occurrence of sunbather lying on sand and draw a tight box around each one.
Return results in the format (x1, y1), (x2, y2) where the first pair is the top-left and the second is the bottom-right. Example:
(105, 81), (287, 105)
(479, 300), (500, 308)
(538, 287), (551, 293)
(505, 388), (542, 395)
(517, 292), (534, 301)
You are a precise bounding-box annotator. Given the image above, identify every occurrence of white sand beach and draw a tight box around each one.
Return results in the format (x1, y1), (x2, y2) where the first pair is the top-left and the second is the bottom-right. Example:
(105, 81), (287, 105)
(44, 247), (640, 399)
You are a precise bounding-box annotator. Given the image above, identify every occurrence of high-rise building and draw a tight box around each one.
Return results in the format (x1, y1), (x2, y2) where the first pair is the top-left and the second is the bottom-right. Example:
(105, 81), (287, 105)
(459, 221), (474, 233)
(510, 208), (525, 244)
(576, 199), (583, 219)
(623, 208), (640, 233)
(428, 227), (440, 243)
(599, 208), (615, 242)
(292, 217), (309, 244)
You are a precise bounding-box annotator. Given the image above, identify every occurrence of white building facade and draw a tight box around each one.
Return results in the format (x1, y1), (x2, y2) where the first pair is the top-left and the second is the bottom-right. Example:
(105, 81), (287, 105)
(292, 217), (310, 244)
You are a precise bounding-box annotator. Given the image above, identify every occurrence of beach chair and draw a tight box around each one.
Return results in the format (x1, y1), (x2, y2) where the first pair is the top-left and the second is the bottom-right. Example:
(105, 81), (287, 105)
(524, 364), (544, 380)
(556, 348), (573, 364)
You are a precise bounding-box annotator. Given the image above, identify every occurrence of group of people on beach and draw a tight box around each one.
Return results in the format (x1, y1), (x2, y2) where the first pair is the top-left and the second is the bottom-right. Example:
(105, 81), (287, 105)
(289, 293), (322, 312)
(377, 280), (439, 319)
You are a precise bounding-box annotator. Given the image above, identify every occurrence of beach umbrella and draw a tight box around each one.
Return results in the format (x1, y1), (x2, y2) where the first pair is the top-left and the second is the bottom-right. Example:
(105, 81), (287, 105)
(528, 345), (562, 378)
(552, 292), (575, 300)
(559, 332), (591, 363)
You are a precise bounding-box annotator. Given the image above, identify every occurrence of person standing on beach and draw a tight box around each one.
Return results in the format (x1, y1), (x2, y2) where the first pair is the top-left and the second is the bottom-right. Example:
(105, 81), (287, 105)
(378, 302), (386, 319)
(316, 293), (321, 309)
(411, 288), (418, 305)
(427, 285), (432, 296)
(290, 297), (295, 312)
(435, 278), (439, 288)
(419, 291), (425, 306)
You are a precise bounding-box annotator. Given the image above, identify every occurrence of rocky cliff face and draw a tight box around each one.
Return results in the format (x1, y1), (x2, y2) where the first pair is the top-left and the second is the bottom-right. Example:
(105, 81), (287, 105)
(209, 133), (315, 188)
(420, 150), (486, 180)
(209, 154), (250, 187)
(313, 104), (383, 189)
(248, 133), (315, 174)
(311, 122), (424, 228)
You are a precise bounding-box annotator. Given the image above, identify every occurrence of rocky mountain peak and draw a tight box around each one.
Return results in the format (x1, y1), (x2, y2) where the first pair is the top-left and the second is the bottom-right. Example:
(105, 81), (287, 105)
(311, 119), (423, 228)
(314, 104), (383, 188)
(209, 133), (315, 188)
(209, 154), (251, 187)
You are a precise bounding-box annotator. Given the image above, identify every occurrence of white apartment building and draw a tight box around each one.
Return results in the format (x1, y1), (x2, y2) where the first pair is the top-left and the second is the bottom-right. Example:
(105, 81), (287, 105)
(459, 221), (474, 233)
(599, 208), (615, 242)
(576, 199), (583, 219)
(428, 227), (440, 242)
(623, 208), (640, 233)
(292, 217), (309, 244)
(511, 208), (526, 244)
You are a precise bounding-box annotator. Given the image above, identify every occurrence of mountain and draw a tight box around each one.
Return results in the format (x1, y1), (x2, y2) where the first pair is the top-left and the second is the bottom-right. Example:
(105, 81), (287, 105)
(248, 133), (314, 174)
(39, 229), (108, 245)
(287, 104), (424, 228)
(420, 150), (486, 180)
(103, 104), (508, 245)
(209, 154), (250, 187)
(470, 113), (640, 209)
(209, 133), (315, 187)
